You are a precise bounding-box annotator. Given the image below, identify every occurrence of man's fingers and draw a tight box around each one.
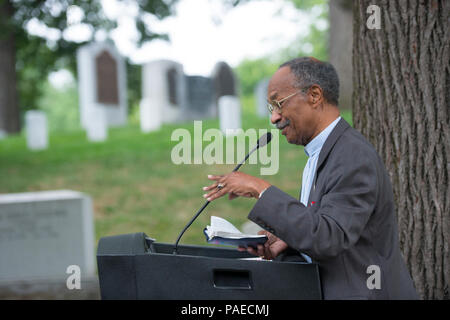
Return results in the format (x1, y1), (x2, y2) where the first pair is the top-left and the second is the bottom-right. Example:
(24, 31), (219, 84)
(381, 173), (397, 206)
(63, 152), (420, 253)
(203, 181), (227, 199)
(246, 246), (258, 256)
(256, 244), (265, 257)
(202, 183), (218, 191)
(207, 174), (223, 181)
(205, 186), (227, 201)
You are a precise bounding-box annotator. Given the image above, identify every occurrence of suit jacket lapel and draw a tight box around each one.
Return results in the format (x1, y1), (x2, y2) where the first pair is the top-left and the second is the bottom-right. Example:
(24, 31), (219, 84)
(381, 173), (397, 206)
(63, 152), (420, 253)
(316, 117), (350, 171)
(305, 117), (350, 206)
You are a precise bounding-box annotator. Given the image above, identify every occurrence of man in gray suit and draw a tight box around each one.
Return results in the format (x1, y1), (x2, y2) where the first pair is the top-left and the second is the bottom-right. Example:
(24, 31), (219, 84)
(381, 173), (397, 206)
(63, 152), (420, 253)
(203, 57), (418, 299)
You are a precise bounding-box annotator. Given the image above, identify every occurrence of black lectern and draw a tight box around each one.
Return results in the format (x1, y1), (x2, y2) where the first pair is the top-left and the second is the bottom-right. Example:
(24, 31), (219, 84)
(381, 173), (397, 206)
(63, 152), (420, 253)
(97, 232), (322, 300)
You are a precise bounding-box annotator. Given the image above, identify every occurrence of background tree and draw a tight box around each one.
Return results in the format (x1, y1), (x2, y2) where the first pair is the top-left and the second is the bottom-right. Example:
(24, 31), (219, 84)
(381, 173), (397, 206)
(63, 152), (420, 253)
(0, 0), (177, 134)
(328, 0), (353, 109)
(353, 0), (449, 299)
(235, 0), (328, 101)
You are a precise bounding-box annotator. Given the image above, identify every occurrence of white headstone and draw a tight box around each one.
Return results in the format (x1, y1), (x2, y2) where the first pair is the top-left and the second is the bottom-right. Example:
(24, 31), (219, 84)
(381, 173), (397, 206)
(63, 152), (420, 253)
(76, 42), (128, 129)
(86, 106), (108, 142)
(0, 190), (95, 282)
(218, 95), (242, 136)
(0, 129), (7, 140)
(25, 110), (48, 151)
(255, 78), (270, 118)
(139, 97), (162, 133)
(141, 60), (187, 124)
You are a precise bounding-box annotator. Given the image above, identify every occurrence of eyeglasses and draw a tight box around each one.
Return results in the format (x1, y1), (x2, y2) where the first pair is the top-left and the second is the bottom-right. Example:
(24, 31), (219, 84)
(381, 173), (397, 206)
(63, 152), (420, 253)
(266, 89), (305, 114)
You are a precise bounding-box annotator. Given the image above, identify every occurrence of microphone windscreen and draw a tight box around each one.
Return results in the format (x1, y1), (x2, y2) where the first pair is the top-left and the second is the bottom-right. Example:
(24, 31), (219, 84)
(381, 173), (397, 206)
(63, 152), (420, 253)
(257, 132), (272, 148)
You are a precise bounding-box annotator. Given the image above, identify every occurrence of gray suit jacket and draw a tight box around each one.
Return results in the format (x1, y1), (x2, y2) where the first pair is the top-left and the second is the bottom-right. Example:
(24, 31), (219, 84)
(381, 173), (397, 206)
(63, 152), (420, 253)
(248, 118), (418, 299)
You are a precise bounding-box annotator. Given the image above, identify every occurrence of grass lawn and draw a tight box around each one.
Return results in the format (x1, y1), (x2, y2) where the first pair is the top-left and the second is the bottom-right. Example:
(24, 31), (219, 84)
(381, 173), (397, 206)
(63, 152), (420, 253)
(0, 98), (352, 249)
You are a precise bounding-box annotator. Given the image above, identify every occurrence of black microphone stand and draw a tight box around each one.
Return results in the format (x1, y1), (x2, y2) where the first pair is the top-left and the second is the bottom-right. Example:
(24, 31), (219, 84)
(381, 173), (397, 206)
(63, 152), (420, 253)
(172, 134), (271, 255)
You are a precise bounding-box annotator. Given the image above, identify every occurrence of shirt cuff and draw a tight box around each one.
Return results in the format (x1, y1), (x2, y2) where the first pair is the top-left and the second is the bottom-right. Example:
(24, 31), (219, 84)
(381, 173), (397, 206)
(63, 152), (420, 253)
(259, 187), (269, 199)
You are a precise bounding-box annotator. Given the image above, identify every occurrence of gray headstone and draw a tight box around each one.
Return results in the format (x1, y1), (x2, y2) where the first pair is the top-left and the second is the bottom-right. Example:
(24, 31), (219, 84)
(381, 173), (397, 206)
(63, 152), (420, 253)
(141, 60), (187, 124)
(184, 75), (216, 120)
(0, 190), (95, 282)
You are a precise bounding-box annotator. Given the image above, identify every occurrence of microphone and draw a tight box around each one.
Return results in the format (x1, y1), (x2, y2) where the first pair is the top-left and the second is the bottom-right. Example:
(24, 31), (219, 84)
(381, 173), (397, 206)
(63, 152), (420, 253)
(232, 132), (272, 173)
(173, 132), (273, 254)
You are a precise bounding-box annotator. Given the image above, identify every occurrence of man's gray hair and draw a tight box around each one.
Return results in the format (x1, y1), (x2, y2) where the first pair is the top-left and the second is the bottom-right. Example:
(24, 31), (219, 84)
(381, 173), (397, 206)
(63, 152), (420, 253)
(280, 57), (340, 106)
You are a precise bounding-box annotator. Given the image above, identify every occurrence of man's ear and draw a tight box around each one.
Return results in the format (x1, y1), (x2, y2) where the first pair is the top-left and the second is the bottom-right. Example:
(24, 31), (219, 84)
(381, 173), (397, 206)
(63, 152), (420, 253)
(307, 85), (324, 108)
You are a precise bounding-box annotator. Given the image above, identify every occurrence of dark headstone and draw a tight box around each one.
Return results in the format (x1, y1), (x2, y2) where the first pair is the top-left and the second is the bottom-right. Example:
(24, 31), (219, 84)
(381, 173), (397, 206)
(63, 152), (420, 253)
(166, 67), (179, 106)
(185, 76), (215, 119)
(212, 62), (236, 100)
(95, 50), (119, 105)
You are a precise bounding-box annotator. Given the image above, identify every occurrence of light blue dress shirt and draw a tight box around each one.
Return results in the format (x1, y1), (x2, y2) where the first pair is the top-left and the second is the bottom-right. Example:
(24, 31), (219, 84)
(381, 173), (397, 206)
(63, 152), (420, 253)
(299, 116), (341, 263)
(300, 116), (341, 206)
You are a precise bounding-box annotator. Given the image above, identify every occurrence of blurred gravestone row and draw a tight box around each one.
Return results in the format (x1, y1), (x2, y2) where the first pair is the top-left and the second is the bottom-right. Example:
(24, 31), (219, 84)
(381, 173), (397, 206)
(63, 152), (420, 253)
(19, 41), (276, 150)
(139, 58), (242, 135)
(76, 42), (248, 141)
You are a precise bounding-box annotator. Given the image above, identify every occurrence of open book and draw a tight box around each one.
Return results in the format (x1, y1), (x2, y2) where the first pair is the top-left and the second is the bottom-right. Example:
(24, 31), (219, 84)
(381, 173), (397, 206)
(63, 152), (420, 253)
(203, 216), (268, 248)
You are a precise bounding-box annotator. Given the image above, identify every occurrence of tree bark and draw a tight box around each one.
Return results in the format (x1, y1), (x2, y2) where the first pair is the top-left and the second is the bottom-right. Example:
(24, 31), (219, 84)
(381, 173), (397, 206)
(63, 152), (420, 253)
(353, 0), (449, 299)
(0, 0), (20, 134)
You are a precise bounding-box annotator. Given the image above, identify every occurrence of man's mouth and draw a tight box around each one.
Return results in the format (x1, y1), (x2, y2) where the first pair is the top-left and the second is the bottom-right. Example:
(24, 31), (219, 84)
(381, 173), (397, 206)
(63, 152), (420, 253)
(276, 119), (290, 132)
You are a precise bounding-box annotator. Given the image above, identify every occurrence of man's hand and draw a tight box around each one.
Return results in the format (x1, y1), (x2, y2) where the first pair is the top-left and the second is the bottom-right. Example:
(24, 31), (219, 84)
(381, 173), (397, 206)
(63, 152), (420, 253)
(202, 172), (271, 202)
(238, 230), (288, 260)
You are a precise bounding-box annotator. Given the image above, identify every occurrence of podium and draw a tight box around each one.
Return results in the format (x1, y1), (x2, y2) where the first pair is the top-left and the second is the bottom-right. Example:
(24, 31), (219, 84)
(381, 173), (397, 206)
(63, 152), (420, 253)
(97, 232), (322, 299)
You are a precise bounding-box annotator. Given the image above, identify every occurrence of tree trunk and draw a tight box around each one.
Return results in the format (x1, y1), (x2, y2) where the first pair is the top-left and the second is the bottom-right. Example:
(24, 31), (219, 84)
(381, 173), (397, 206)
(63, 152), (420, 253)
(329, 0), (353, 110)
(352, 0), (449, 299)
(0, 0), (20, 134)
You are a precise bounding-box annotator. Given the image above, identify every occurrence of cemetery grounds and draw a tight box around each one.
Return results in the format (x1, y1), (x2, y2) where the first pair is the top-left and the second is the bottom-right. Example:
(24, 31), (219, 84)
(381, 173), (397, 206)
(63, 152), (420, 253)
(0, 100), (352, 248)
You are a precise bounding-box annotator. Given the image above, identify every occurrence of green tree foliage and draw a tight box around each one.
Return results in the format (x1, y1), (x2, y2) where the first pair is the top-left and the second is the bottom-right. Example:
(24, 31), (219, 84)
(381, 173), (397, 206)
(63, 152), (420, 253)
(283, 0), (328, 61)
(126, 61), (142, 113)
(14, 35), (80, 113)
(0, 0), (178, 127)
(289, 0), (327, 11)
(234, 0), (329, 99)
(38, 80), (80, 132)
(235, 58), (279, 97)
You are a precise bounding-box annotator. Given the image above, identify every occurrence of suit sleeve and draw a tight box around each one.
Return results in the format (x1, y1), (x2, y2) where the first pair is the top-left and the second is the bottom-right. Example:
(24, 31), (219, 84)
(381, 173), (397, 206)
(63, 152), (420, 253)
(248, 148), (379, 261)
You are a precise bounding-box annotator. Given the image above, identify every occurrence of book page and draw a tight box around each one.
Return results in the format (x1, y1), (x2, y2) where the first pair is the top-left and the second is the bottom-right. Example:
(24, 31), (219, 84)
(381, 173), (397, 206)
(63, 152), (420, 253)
(210, 216), (242, 234)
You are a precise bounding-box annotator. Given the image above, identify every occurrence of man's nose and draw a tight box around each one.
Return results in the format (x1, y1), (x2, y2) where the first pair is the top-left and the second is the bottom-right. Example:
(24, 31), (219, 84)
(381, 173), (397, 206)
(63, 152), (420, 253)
(270, 111), (282, 125)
